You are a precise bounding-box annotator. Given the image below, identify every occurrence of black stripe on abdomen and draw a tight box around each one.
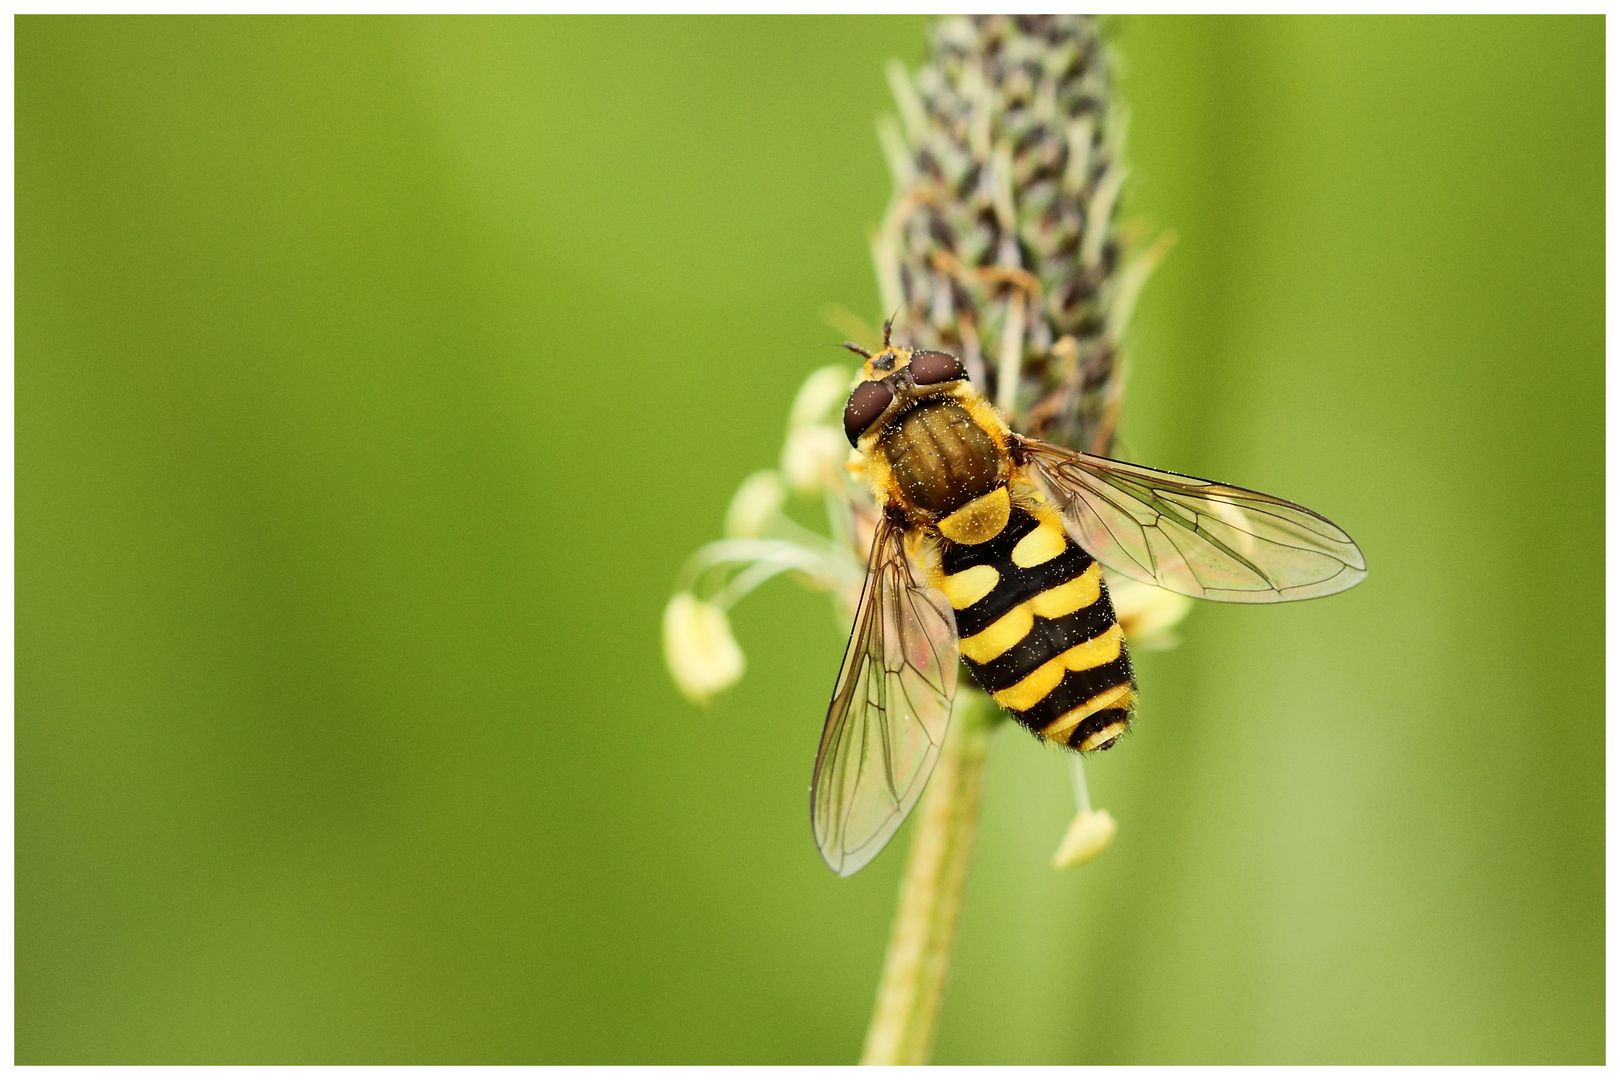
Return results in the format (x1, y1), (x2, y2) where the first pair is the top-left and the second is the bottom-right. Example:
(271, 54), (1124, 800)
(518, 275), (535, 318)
(939, 507), (1039, 573)
(942, 508), (1092, 638)
(1012, 655), (1134, 730)
(938, 499), (1136, 753)
(962, 602), (1117, 692)
(954, 545), (1093, 638)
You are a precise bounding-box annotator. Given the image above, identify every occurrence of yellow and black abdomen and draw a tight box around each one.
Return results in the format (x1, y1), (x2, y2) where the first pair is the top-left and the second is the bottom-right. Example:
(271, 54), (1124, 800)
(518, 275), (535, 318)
(937, 500), (1135, 752)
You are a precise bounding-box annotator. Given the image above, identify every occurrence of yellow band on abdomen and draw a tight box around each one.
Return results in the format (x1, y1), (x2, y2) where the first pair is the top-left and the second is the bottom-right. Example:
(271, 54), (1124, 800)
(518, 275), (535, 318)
(936, 486), (1011, 545)
(940, 564), (999, 610)
(1029, 563), (1101, 619)
(1059, 624), (1124, 671)
(1040, 684), (1135, 744)
(1011, 521), (1067, 567)
(958, 602), (1032, 663)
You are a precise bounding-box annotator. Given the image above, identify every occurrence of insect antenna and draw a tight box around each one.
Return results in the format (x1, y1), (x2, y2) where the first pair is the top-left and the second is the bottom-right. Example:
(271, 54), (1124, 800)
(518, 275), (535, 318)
(840, 341), (874, 359)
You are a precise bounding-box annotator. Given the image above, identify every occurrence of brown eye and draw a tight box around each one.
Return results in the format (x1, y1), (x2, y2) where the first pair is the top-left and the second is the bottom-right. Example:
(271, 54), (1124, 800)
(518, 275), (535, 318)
(909, 350), (965, 386)
(843, 380), (894, 445)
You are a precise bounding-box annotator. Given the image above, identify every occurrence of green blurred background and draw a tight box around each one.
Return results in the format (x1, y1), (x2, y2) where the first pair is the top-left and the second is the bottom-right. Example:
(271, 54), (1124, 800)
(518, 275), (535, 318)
(17, 15), (1603, 1064)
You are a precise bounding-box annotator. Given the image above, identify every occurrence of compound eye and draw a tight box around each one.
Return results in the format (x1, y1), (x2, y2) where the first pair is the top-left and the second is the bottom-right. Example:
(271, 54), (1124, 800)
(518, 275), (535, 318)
(909, 350), (966, 386)
(843, 380), (895, 445)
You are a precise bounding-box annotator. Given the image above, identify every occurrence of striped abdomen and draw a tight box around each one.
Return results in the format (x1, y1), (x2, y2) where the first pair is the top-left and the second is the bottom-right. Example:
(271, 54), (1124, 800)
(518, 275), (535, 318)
(937, 496), (1135, 752)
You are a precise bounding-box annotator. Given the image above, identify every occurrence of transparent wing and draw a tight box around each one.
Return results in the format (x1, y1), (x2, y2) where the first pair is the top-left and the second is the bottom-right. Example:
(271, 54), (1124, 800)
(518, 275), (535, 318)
(1019, 437), (1367, 603)
(811, 516), (958, 877)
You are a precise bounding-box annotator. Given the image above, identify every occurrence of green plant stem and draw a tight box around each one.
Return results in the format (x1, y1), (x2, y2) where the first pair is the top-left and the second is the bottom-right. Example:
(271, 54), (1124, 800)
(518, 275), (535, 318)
(860, 690), (1001, 1065)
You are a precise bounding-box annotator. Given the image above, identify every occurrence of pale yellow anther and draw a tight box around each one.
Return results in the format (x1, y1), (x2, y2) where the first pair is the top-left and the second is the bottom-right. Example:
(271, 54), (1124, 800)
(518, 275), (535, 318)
(781, 425), (848, 495)
(789, 365), (855, 428)
(1052, 809), (1117, 869)
(1107, 573), (1195, 651)
(663, 593), (745, 704)
(724, 470), (786, 538)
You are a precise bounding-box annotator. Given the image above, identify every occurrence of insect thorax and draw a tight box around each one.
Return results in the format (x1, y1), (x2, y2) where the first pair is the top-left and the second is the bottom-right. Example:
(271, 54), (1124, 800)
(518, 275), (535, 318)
(878, 399), (1009, 521)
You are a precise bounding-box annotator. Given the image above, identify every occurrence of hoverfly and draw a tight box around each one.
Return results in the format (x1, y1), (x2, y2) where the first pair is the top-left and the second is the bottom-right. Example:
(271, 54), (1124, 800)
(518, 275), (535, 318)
(812, 327), (1366, 876)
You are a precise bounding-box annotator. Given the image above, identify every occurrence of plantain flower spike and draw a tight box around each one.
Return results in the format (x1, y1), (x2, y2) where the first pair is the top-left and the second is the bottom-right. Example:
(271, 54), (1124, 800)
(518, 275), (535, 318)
(874, 15), (1175, 456)
(725, 470), (787, 540)
(664, 16), (1189, 860)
